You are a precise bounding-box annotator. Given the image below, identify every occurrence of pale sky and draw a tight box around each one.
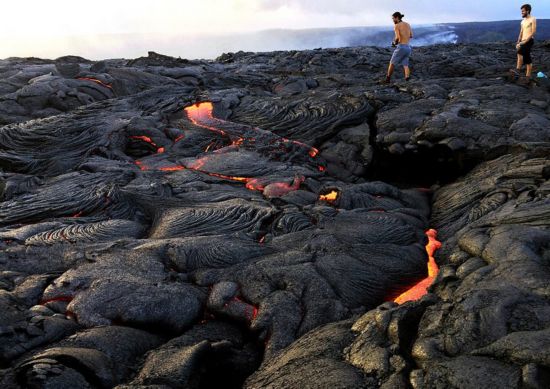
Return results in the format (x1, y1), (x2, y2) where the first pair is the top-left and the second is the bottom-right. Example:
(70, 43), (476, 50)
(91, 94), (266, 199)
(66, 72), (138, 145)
(1, 1), (548, 59)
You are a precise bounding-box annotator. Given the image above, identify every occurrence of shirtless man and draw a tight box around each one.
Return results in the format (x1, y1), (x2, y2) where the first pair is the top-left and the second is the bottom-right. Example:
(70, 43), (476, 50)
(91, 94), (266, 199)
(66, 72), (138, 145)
(385, 12), (413, 83)
(513, 4), (537, 78)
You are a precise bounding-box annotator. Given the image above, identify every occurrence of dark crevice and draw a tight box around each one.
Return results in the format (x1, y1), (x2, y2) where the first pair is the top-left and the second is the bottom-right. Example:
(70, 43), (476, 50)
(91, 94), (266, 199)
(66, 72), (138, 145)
(365, 144), (479, 188)
(363, 106), (478, 188)
(191, 318), (265, 389)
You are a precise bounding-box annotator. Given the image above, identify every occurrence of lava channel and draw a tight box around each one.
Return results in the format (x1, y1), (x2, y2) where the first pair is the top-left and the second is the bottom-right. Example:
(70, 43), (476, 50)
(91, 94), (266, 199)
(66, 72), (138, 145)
(129, 135), (165, 154)
(76, 77), (113, 89)
(184, 102), (319, 158)
(394, 229), (442, 304)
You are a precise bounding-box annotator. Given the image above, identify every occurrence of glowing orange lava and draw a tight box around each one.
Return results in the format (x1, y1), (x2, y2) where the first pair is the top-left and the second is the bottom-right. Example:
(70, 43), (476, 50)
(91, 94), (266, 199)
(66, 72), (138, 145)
(185, 102), (319, 158)
(76, 77), (113, 89)
(134, 102), (316, 199)
(135, 160), (148, 171)
(184, 102), (227, 136)
(230, 296), (259, 322)
(208, 172), (249, 183)
(130, 136), (165, 154)
(159, 165), (185, 172)
(394, 229), (442, 304)
(245, 178), (265, 191)
(319, 190), (339, 202)
(263, 176), (304, 198)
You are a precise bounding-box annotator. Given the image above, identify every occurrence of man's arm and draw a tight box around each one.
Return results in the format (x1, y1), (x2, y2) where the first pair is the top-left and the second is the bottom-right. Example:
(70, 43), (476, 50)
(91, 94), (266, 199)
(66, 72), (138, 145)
(410, 25), (414, 39)
(533, 18), (537, 37)
(518, 25), (523, 43)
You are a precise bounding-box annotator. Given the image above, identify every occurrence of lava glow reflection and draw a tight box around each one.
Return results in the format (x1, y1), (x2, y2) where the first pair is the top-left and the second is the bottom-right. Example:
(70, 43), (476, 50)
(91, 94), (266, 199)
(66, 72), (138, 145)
(394, 229), (442, 304)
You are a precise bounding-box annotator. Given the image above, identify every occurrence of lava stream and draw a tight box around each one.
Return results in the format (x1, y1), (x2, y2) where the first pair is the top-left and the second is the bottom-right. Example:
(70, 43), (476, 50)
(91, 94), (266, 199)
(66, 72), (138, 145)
(184, 102), (227, 136)
(184, 102), (319, 158)
(76, 77), (113, 89)
(129, 136), (165, 154)
(394, 229), (442, 304)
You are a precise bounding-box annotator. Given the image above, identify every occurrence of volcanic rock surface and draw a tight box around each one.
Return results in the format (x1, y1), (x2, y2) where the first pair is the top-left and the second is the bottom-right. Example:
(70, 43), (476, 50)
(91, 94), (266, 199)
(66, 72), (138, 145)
(0, 43), (549, 388)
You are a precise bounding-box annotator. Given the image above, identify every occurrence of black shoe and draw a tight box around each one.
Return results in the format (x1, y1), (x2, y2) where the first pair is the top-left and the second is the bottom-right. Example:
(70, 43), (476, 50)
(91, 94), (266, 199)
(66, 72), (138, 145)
(405, 77), (411, 82)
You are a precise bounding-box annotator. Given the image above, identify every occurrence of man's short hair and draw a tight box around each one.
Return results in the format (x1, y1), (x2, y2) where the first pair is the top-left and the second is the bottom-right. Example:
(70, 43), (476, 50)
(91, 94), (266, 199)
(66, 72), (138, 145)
(521, 4), (532, 13)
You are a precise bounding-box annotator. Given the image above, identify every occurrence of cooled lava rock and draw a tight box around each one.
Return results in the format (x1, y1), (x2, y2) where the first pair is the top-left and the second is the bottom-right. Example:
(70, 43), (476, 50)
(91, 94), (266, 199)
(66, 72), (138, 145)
(0, 42), (549, 388)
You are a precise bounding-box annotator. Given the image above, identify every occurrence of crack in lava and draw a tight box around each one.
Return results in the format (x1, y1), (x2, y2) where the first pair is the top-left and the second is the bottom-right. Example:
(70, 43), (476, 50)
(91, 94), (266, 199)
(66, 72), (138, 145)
(394, 229), (442, 304)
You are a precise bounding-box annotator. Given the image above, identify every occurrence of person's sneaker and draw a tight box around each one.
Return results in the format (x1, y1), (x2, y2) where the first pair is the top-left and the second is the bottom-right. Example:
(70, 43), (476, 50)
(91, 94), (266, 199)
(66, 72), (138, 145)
(509, 69), (521, 79)
(405, 76), (411, 82)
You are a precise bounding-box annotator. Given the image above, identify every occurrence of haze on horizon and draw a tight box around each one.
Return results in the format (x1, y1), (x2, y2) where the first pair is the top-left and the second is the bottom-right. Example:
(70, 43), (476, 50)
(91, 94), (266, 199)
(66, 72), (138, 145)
(2, 0), (549, 60)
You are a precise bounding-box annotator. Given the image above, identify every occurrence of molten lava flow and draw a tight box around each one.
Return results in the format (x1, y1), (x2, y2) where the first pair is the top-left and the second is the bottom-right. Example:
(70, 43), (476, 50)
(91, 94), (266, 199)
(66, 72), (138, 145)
(159, 165), (185, 172)
(208, 172), (249, 183)
(263, 176), (305, 198)
(185, 102), (319, 158)
(282, 137), (319, 158)
(188, 156), (211, 170)
(134, 103), (313, 198)
(394, 229), (442, 304)
(309, 147), (319, 158)
(76, 77), (113, 89)
(130, 136), (165, 154)
(232, 137), (245, 146)
(230, 296), (259, 322)
(319, 190), (339, 203)
(135, 160), (148, 171)
(184, 102), (227, 136)
(204, 141), (216, 152)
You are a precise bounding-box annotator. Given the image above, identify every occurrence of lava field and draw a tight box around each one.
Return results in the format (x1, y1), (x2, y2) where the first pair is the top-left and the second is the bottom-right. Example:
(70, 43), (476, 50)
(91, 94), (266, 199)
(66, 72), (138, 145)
(0, 42), (549, 388)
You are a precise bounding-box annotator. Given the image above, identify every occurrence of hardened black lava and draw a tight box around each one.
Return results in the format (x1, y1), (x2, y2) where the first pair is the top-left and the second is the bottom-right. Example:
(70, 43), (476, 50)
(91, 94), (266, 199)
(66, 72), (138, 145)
(0, 44), (549, 388)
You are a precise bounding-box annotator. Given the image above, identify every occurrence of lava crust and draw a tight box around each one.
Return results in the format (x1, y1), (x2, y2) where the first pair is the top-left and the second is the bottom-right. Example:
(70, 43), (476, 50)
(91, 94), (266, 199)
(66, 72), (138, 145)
(0, 43), (549, 388)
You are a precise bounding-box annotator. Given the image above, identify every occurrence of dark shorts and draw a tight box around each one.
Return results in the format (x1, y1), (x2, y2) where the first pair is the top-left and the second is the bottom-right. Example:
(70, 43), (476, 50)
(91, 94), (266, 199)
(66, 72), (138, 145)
(518, 38), (534, 65)
(391, 44), (412, 67)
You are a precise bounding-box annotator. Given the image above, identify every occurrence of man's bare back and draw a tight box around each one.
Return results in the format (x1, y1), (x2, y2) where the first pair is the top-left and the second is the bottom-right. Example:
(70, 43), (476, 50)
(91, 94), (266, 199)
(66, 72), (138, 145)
(395, 22), (413, 45)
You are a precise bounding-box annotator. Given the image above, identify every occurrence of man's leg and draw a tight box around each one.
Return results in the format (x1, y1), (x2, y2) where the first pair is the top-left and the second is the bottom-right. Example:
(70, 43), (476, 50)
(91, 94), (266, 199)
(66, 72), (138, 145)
(524, 42), (533, 77)
(517, 54), (523, 71)
(386, 63), (395, 82)
(404, 66), (410, 80)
